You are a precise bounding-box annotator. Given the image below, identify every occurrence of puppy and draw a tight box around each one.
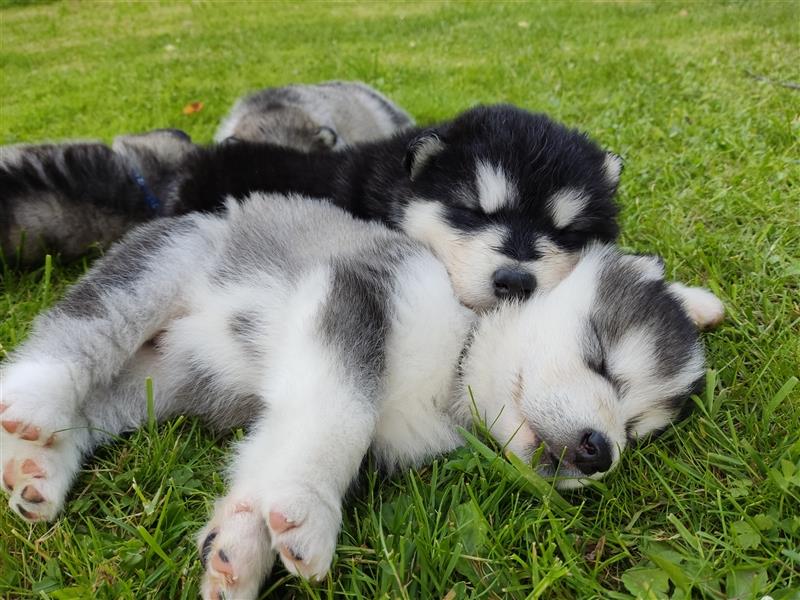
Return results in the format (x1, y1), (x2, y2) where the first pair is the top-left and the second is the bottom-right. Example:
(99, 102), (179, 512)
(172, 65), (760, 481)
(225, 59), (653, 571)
(172, 104), (622, 310)
(214, 80), (414, 149)
(0, 193), (723, 598)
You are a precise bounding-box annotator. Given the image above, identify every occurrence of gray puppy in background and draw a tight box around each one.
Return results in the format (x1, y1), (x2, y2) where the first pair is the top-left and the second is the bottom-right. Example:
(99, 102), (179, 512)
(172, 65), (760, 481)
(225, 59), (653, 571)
(214, 81), (414, 150)
(0, 81), (412, 266)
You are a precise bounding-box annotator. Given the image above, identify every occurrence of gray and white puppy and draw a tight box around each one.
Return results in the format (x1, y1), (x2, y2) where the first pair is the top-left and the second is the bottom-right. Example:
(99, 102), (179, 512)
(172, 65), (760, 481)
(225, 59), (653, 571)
(0, 129), (197, 265)
(0, 194), (723, 598)
(214, 81), (414, 150)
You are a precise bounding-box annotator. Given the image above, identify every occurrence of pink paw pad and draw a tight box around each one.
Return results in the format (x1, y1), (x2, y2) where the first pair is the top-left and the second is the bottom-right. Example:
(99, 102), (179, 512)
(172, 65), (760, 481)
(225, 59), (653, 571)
(268, 510), (296, 534)
(2, 460), (16, 490)
(21, 459), (45, 477)
(1, 420), (56, 445)
(2, 420), (21, 434)
(210, 550), (236, 585)
(21, 485), (45, 503)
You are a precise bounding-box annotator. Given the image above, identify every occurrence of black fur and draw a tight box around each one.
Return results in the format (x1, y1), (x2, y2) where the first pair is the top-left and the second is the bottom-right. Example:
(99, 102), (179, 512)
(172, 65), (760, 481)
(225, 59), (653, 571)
(0, 130), (196, 265)
(168, 104), (621, 261)
(594, 257), (703, 419)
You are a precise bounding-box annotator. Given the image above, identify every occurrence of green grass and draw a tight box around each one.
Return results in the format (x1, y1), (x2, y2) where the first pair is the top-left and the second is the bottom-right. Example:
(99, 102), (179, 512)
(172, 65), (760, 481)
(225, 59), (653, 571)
(1, 1), (799, 598)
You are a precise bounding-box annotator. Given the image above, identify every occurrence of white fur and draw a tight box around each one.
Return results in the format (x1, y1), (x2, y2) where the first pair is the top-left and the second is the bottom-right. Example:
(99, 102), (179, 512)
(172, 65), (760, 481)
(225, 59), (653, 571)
(197, 496), (274, 600)
(622, 254), (665, 281)
(475, 161), (516, 213)
(0, 196), (717, 591)
(401, 199), (549, 310)
(532, 236), (582, 291)
(668, 283), (725, 330)
(408, 135), (445, 180)
(603, 153), (623, 185)
(372, 252), (474, 467)
(547, 187), (589, 229)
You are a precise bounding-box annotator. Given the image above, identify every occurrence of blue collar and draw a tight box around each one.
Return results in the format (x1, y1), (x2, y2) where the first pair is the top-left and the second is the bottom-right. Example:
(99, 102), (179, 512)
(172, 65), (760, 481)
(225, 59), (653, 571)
(131, 170), (161, 213)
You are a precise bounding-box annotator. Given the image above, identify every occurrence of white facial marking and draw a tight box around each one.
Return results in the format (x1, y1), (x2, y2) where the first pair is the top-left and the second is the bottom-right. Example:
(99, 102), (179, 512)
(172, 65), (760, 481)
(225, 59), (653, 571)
(532, 236), (581, 290)
(402, 200), (514, 310)
(475, 161), (516, 214)
(548, 187), (589, 229)
(603, 153), (623, 185)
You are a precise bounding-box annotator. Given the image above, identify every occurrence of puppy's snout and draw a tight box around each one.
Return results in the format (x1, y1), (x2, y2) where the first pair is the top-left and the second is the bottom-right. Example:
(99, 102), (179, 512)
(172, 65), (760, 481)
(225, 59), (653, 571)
(573, 430), (612, 475)
(492, 268), (536, 300)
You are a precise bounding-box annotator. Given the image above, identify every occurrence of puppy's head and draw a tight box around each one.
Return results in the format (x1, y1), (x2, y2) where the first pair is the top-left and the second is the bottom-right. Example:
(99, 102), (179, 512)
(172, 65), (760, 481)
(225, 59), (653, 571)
(464, 244), (723, 488)
(401, 104), (621, 311)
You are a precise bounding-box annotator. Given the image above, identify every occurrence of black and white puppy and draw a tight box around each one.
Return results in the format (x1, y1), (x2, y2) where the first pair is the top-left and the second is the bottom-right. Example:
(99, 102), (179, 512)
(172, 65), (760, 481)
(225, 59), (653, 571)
(0, 193), (723, 598)
(171, 104), (622, 310)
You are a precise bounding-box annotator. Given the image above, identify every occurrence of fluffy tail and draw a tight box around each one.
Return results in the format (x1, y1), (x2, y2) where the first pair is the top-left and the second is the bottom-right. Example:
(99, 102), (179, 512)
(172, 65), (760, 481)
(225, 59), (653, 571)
(0, 142), (152, 267)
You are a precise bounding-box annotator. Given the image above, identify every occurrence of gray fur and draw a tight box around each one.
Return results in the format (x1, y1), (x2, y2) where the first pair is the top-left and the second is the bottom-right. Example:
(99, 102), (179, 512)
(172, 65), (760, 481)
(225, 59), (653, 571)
(320, 261), (391, 387)
(214, 81), (414, 150)
(55, 217), (197, 319)
(595, 257), (701, 381)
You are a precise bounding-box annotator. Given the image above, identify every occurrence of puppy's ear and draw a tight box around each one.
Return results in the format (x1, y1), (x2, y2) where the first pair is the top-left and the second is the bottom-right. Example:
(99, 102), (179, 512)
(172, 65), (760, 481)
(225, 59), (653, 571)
(404, 129), (445, 181)
(621, 253), (665, 281)
(603, 152), (624, 189)
(313, 126), (338, 150)
(668, 282), (725, 330)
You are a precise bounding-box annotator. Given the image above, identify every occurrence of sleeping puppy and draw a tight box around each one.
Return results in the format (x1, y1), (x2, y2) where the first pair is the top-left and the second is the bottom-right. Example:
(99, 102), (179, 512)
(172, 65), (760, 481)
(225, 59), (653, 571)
(172, 104), (622, 310)
(0, 193), (724, 598)
(214, 80), (414, 149)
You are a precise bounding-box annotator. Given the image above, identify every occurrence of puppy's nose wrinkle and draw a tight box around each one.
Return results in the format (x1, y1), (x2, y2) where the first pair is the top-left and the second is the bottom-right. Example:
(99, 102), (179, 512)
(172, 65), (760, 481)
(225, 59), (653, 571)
(492, 268), (536, 300)
(573, 430), (612, 475)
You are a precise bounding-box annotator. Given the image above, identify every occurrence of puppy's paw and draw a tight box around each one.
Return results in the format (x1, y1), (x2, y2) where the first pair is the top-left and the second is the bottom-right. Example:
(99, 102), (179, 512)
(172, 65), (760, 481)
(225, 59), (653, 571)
(264, 486), (341, 581)
(198, 497), (275, 600)
(1, 361), (81, 443)
(0, 435), (81, 522)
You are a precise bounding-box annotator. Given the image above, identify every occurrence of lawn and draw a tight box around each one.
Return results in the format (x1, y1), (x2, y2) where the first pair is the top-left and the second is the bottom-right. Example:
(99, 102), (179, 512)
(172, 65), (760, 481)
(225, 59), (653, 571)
(1, 1), (798, 598)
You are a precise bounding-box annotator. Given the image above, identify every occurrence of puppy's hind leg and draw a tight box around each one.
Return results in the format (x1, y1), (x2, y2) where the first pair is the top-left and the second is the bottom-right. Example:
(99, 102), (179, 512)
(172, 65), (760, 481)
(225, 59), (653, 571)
(1, 215), (211, 522)
(199, 370), (378, 596)
(199, 267), (384, 592)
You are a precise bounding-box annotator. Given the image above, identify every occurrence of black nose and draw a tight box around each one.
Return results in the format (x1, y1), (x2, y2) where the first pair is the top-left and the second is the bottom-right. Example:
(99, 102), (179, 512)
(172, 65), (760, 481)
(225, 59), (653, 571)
(492, 268), (536, 300)
(573, 430), (613, 475)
